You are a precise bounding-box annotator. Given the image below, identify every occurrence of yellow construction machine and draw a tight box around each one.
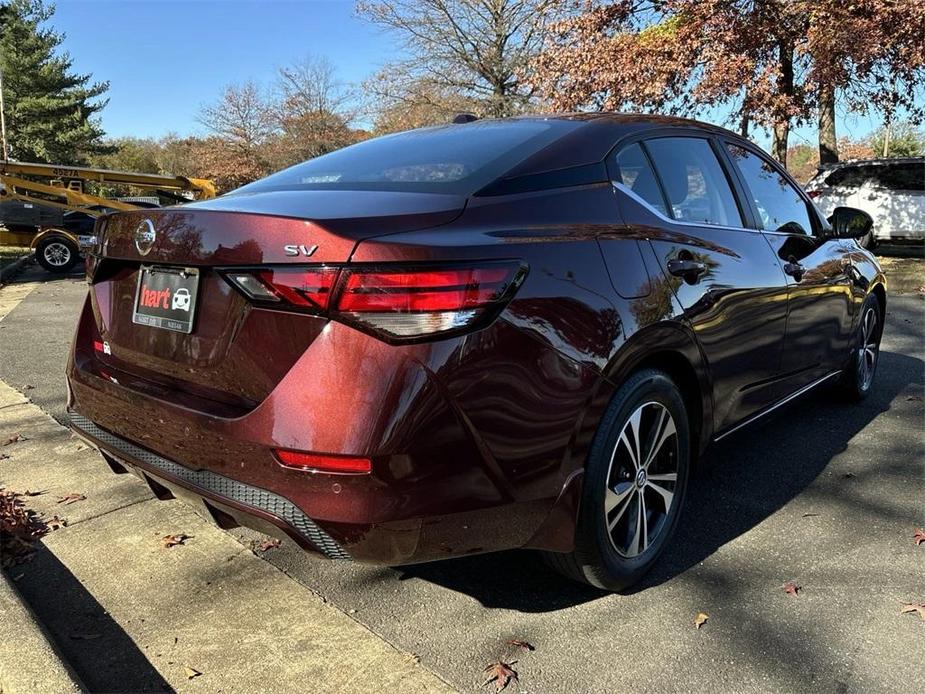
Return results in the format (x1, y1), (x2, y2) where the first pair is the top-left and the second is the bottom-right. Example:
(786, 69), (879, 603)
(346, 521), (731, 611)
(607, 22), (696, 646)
(0, 161), (215, 272)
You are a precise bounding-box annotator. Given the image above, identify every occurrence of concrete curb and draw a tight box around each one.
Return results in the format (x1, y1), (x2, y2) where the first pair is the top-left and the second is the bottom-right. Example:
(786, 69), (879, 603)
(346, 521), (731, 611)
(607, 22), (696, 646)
(0, 252), (34, 285)
(0, 571), (84, 693)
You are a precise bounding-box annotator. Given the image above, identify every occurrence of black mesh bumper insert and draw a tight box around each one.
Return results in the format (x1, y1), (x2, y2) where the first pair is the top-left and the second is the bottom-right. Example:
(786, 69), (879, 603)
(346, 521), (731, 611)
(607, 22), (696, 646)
(68, 412), (351, 560)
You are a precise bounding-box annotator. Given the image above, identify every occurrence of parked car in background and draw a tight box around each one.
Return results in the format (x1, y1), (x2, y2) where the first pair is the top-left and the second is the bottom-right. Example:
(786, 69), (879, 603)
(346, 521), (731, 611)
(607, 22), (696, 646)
(68, 114), (885, 591)
(805, 157), (925, 248)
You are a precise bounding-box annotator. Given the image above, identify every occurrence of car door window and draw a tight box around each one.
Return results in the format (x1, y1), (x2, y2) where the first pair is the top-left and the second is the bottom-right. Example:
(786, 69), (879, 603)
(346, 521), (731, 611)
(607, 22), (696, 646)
(612, 142), (669, 215)
(644, 137), (743, 227)
(726, 144), (813, 235)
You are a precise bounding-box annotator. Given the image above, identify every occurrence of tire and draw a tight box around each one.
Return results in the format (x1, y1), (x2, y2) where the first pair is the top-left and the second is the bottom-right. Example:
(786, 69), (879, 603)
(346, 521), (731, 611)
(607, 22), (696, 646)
(838, 294), (882, 401)
(36, 237), (78, 273)
(544, 369), (691, 591)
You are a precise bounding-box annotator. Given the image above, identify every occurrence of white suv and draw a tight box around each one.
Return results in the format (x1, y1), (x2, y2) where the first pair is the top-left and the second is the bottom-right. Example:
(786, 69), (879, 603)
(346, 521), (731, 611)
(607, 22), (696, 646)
(805, 157), (924, 247)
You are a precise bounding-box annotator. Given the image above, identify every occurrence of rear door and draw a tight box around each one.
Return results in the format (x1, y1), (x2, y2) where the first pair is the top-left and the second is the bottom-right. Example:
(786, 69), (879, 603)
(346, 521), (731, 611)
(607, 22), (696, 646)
(610, 135), (790, 433)
(863, 161), (925, 241)
(721, 142), (856, 390)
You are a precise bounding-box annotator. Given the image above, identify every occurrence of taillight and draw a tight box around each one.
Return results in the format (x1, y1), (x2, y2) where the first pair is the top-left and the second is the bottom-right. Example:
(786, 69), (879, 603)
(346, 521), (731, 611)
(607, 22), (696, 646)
(807, 190), (821, 199)
(223, 262), (526, 342)
(274, 449), (371, 474)
(225, 267), (338, 311)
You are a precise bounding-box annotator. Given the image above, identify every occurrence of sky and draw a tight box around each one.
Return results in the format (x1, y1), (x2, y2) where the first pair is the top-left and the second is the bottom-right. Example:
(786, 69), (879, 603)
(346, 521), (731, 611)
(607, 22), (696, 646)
(49, 0), (888, 150)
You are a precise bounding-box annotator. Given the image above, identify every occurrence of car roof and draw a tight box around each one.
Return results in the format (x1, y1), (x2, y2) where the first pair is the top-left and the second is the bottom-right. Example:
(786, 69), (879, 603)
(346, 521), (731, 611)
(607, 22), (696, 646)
(819, 156), (924, 171)
(483, 112), (745, 180)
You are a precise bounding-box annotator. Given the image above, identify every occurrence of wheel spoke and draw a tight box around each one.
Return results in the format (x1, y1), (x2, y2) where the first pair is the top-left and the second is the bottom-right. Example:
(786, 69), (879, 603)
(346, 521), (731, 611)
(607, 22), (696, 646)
(607, 487), (635, 532)
(605, 482), (634, 516)
(627, 495), (644, 556)
(646, 472), (677, 483)
(643, 407), (676, 470)
(647, 480), (675, 511)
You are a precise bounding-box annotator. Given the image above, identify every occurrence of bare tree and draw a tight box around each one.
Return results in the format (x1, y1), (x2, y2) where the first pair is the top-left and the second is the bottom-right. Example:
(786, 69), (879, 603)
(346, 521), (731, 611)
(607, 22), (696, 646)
(357, 0), (564, 119)
(198, 81), (276, 160)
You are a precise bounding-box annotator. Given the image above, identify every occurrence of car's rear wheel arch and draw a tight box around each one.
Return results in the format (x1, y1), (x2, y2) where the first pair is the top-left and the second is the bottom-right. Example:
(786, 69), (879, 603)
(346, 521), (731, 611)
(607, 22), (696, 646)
(603, 323), (712, 456)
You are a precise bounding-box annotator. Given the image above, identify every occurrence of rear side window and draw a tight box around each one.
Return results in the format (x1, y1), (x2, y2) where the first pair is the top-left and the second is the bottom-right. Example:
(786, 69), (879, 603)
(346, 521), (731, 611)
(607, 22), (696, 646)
(644, 137), (743, 227)
(229, 120), (582, 196)
(872, 162), (925, 191)
(612, 143), (669, 215)
(726, 144), (814, 235)
(824, 165), (866, 188)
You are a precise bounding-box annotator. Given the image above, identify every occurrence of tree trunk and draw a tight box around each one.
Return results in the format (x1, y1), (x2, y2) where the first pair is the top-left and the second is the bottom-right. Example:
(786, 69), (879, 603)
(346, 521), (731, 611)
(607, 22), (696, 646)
(818, 84), (838, 164)
(772, 121), (790, 165)
(773, 41), (794, 167)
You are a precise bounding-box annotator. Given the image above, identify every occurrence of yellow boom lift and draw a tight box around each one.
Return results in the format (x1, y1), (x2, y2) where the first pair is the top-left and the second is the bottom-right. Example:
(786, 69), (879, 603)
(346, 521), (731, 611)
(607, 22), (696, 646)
(0, 160), (215, 272)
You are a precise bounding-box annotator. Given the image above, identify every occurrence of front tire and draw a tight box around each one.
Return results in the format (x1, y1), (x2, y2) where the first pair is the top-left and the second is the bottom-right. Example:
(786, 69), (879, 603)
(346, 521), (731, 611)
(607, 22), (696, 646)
(839, 294), (882, 401)
(545, 369), (691, 591)
(36, 237), (78, 273)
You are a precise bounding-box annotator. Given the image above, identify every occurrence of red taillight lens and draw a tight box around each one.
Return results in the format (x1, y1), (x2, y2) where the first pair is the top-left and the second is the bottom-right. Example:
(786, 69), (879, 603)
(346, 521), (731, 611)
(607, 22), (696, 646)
(226, 267), (338, 311)
(334, 263), (524, 340)
(274, 449), (371, 474)
(807, 190), (820, 199)
(223, 262), (526, 341)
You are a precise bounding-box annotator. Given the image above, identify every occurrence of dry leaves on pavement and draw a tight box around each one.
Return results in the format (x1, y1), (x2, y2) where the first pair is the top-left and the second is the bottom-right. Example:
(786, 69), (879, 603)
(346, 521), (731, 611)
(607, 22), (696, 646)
(183, 665), (202, 680)
(47, 515), (67, 530)
(3, 432), (26, 446)
(0, 487), (49, 566)
(913, 528), (925, 546)
(56, 493), (86, 505)
(254, 538), (281, 552)
(900, 603), (925, 621)
(160, 533), (192, 548)
(783, 581), (801, 596)
(483, 661), (518, 692)
(505, 639), (534, 652)
(695, 612), (709, 629)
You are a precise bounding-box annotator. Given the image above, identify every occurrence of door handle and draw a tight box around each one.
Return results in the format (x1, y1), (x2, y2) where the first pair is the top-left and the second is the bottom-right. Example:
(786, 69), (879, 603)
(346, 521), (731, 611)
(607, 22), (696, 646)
(667, 258), (707, 283)
(783, 258), (805, 281)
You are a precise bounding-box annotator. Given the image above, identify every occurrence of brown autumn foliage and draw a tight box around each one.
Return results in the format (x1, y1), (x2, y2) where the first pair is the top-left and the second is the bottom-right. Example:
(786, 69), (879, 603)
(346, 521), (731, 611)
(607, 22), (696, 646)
(531, 1), (925, 165)
(1, 487), (49, 567)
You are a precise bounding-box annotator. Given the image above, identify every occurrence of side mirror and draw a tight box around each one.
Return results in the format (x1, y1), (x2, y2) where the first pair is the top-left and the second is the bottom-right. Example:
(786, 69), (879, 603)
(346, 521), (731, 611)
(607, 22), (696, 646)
(827, 206), (873, 239)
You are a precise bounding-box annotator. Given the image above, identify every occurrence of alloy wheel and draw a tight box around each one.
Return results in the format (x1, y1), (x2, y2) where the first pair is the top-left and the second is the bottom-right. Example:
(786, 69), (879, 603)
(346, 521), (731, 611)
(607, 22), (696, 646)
(43, 242), (72, 267)
(857, 306), (878, 391)
(604, 401), (679, 558)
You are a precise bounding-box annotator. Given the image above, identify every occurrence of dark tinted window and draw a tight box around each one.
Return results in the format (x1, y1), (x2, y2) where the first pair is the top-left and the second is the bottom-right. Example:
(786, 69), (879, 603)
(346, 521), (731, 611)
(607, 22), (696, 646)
(612, 143), (668, 215)
(871, 162), (925, 191)
(645, 137), (742, 227)
(824, 165), (867, 188)
(231, 120), (581, 196)
(727, 144), (813, 235)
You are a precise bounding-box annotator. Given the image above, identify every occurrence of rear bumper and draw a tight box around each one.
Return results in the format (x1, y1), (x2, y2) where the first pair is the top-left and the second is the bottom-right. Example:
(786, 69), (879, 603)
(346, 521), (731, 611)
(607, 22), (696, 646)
(68, 412), (351, 560)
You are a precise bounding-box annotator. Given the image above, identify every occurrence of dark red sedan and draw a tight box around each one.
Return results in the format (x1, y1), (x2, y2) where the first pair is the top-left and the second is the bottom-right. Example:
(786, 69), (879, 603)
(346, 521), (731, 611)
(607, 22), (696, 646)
(67, 115), (885, 590)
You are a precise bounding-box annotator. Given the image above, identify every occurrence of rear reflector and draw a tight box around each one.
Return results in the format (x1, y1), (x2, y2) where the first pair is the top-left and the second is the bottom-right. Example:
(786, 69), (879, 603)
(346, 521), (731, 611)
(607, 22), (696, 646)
(222, 261), (526, 342)
(274, 449), (371, 474)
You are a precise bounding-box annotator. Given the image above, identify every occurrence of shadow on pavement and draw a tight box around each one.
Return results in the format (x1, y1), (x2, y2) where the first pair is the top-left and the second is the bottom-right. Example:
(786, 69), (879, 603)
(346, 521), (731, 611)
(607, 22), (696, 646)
(10, 545), (173, 693)
(396, 350), (922, 610)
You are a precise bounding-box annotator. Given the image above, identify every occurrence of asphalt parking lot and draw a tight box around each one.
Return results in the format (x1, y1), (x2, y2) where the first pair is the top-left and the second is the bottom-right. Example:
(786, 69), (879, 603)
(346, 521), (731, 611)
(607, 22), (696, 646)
(1, 259), (923, 693)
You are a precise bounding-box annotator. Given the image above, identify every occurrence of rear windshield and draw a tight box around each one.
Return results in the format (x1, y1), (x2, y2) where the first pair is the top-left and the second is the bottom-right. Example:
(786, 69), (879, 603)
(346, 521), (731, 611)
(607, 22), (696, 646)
(230, 120), (581, 197)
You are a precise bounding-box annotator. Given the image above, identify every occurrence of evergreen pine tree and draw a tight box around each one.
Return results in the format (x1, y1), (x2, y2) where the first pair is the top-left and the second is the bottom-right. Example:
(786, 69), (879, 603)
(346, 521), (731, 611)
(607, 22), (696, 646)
(0, 0), (110, 163)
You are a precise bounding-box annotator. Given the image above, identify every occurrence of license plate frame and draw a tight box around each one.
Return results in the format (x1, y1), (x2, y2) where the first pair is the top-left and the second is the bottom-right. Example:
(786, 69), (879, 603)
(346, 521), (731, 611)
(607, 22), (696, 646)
(132, 265), (200, 334)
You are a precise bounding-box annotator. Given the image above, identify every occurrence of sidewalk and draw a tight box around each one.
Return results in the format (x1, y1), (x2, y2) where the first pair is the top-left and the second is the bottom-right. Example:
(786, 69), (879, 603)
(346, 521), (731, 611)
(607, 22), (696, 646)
(0, 379), (456, 693)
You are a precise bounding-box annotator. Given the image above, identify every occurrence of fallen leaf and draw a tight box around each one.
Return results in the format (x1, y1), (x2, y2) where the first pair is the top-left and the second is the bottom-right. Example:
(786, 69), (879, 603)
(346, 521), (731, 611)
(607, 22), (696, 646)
(695, 612), (709, 629)
(506, 639), (535, 651)
(801, 513), (819, 518)
(254, 538), (281, 552)
(47, 516), (67, 530)
(22, 490), (45, 497)
(22, 384), (34, 391)
(183, 665), (202, 680)
(914, 528), (925, 546)
(482, 661), (518, 692)
(907, 395), (923, 402)
(783, 581), (801, 596)
(899, 602), (925, 620)
(842, 473), (856, 479)
(0, 453), (9, 461)
(56, 493), (86, 505)
(900, 602), (925, 621)
(161, 533), (192, 548)
(3, 433), (25, 446)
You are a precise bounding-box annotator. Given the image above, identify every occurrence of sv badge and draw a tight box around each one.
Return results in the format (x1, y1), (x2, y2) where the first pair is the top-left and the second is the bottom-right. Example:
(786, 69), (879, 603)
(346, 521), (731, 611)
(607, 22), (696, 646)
(283, 244), (319, 257)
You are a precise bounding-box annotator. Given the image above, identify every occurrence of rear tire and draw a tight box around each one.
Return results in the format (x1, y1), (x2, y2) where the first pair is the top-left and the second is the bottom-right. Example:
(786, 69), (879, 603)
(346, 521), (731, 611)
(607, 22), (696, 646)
(36, 237), (78, 273)
(544, 369), (691, 591)
(838, 294), (882, 401)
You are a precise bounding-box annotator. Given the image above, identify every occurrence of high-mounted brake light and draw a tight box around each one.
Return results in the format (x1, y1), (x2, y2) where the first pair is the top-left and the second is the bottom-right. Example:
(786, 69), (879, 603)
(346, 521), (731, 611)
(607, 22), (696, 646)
(274, 449), (371, 474)
(222, 261), (526, 342)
